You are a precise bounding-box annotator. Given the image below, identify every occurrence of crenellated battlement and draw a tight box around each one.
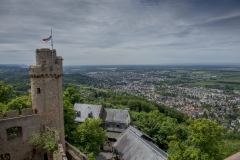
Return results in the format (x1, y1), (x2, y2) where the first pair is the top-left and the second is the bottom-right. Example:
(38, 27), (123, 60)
(0, 108), (35, 120)
(29, 64), (63, 78)
(29, 48), (63, 78)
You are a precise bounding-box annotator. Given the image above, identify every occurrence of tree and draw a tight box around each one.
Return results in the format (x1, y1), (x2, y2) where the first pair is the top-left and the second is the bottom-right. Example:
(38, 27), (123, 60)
(63, 99), (77, 143)
(6, 95), (31, 113)
(63, 87), (82, 104)
(127, 100), (142, 111)
(188, 118), (224, 159)
(73, 118), (107, 160)
(30, 130), (57, 152)
(63, 88), (80, 142)
(168, 118), (224, 160)
(0, 102), (6, 113)
(131, 110), (186, 150)
(0, 81), (15, 103)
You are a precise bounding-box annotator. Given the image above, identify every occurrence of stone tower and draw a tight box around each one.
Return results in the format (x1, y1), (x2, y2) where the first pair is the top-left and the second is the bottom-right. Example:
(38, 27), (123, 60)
(29, 48), (65, 149)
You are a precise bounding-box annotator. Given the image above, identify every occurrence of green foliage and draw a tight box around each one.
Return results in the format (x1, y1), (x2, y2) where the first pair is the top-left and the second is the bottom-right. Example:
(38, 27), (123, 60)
(63, 87), (82, 104)
(168, 118), (224, 160)
(63, 74), (103, 90)
(0, 81), (15, 103)
(0, 82), (30, 115)
(156, 104), (188, 123)
(90, 92), (188, 123)
(131, 110), (187, 150)
(222, 139), (240, 158)
(63, 99), (77, 143)
(127, 100), (155, 112)
(127, 100), (141, 111)
(6, 95), (31, 113)
(0, 102), (7, 113)
(86, 152), (95, 160)
(0, 66), (30, 96)
(73, 118), (108, 158)
(30, 130), (57, 152)
(63, 88), (79, 143)
(3, 75), (30, 96)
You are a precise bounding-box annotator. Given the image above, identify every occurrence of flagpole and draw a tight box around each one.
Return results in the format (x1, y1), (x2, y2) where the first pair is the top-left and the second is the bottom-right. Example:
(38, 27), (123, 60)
(51, 29), (53, 63)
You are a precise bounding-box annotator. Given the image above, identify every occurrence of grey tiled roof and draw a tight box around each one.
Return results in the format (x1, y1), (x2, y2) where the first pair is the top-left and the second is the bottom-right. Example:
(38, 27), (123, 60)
(127, 125), (154, 142)
(113, 126), (168, 160)
(103, 108), (130, 123)
(74, 103), (103, 122)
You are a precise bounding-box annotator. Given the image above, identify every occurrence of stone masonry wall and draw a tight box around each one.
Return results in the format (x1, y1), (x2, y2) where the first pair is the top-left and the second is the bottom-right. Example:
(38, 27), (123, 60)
(65, 142), (88, 160)
(0, 111), (40, 160)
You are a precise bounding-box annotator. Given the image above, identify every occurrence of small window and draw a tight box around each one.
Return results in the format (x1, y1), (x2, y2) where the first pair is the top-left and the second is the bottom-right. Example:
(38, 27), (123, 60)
(7, 126), (22, 140)
(77, 111), (81, 117)
(1, 153), (10, 160)
(117, 124), (120, 128)
(88, 112), (93, 118)
(37, 88), (41, 94)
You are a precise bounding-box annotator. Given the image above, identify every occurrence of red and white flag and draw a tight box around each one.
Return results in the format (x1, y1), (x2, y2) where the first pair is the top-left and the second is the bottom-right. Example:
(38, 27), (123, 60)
(43, 36), (52, 42)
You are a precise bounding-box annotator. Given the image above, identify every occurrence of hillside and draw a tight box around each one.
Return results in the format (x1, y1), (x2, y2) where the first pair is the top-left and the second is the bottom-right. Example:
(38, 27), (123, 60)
(1, 66), (240, 159)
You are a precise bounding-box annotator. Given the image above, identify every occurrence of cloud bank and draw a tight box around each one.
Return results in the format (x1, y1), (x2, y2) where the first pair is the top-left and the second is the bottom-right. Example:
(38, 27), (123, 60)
(0, 0), (240, 65)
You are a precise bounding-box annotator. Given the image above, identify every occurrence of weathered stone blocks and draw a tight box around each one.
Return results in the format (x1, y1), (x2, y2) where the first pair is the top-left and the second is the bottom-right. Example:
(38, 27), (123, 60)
(6, 110), (19, 118)
(22, 108), (33, 116)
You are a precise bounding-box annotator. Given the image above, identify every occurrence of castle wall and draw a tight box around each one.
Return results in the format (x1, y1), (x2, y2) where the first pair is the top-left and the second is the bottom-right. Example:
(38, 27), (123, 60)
(0, 109), (40, 160)
(65, 142), (88, 160)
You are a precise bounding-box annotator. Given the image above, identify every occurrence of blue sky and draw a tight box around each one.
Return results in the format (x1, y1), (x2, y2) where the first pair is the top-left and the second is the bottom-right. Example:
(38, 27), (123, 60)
(0, 0), (240, 65)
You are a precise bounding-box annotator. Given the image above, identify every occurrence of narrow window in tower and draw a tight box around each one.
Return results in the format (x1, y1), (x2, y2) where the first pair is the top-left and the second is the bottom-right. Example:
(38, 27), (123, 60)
(37, 88), (41, 94)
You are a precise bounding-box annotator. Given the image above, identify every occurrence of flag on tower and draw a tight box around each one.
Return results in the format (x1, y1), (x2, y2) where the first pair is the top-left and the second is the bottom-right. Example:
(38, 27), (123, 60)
(42, 29), (53, 52)
(42, 36), (52, 42)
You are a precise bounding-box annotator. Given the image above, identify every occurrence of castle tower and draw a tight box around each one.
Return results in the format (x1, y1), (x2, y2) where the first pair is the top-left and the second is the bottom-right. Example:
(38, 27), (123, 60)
(29, 48), (65, 150)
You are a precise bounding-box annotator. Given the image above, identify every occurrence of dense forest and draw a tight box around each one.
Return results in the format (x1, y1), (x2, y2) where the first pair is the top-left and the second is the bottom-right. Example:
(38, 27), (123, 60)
(1, 67), (240, 159)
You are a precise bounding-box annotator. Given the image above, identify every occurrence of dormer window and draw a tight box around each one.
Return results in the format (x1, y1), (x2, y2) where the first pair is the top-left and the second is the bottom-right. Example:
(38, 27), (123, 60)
(77, 111), (81, 117)
(88, 112), (93, 118)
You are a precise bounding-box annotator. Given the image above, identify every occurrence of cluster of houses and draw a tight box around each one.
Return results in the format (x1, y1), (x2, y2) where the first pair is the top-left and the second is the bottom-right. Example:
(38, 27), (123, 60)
(74, 103), (168, 160)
